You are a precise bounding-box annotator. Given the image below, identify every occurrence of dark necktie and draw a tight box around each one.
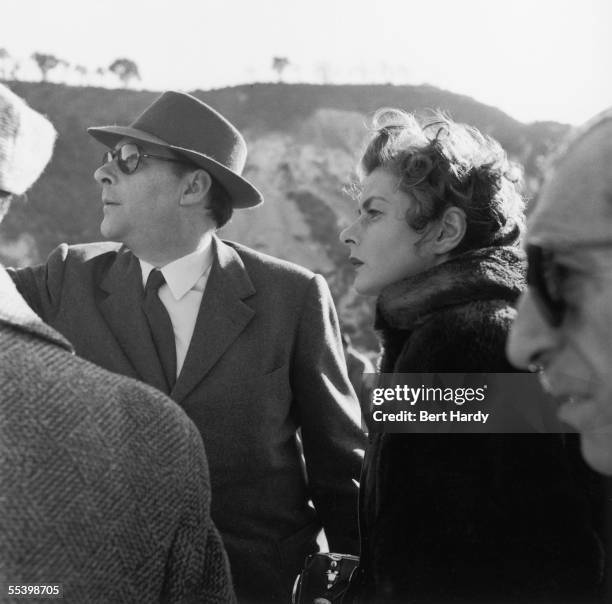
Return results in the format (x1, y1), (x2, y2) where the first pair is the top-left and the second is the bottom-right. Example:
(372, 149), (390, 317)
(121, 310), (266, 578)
(142, 269), (177, 392)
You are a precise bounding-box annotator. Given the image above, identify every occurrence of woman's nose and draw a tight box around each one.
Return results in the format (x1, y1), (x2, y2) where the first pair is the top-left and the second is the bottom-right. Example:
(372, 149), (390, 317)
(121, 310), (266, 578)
(507, 291), (559, 370)
(340, 220), (359, 245)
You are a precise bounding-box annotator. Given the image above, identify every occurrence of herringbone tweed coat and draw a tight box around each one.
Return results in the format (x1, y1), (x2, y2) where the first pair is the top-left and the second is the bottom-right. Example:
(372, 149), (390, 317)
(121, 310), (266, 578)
(0, 266), (234, 604)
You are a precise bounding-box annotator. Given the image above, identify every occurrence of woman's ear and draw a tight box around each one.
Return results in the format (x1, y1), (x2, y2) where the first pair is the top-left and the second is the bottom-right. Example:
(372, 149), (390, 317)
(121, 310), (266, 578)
(179, 169), (212, 207)
(431, 206), (466, 255)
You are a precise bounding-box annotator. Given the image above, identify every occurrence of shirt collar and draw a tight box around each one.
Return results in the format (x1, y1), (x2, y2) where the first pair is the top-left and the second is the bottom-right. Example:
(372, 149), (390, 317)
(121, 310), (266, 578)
(139, 237), (214, 301)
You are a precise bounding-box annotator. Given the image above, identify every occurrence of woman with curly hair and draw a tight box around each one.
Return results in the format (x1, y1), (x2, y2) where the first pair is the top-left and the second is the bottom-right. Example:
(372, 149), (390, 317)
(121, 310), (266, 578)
(340, 110), (605, 603)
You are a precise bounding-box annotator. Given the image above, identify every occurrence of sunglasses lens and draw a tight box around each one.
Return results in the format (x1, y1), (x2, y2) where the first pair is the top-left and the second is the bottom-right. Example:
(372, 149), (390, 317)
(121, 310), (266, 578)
(117, 144), (141, 174)
(102, 150), (113, 166)
(527, 245), (565, 327)
(542, 255), (565, 301)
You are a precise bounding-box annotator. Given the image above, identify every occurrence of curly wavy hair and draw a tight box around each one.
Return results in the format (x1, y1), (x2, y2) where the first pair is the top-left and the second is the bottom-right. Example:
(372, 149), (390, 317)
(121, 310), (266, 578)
(358, 109), (525, 254)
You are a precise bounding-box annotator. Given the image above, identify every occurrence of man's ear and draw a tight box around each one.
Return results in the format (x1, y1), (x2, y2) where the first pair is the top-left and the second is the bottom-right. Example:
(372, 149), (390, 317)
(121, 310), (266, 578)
(179, 169), (212, 207)
(430, 206), (467, 255)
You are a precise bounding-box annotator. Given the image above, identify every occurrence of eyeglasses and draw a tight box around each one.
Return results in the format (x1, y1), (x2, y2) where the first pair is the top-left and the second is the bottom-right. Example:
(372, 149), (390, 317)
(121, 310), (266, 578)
(527, 241), (612, 327)
(102, 142), (191, 175)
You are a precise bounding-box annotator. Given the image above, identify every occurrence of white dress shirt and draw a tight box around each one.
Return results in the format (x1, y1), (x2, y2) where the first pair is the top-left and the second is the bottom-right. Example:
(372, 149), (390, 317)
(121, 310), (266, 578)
(139, 241), (214, 378)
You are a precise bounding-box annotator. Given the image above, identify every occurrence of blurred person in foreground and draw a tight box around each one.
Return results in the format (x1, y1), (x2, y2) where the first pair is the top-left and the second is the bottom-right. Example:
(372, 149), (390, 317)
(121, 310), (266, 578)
(0, 85), (234, 602)
(339, 109), (607, 603)
(9, 90), (364, 603)
(507, 108), (612, 476)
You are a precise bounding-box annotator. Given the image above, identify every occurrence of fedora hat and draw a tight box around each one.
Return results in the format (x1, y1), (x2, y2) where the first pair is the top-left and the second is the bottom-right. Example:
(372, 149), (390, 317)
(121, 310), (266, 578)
(88, 91), (263, 208)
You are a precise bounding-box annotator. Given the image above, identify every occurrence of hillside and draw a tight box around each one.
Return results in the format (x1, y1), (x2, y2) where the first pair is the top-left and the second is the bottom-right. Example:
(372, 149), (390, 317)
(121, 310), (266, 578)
(0, 81), (571, 352)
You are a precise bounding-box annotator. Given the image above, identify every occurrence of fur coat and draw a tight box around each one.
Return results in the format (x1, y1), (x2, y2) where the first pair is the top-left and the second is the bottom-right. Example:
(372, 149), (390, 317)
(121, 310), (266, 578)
(353, 246), (607, 604)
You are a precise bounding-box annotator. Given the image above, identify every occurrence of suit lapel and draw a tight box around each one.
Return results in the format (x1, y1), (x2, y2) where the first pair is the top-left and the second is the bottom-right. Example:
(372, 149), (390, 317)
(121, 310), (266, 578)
(171, 237), (255, 404)
(98, 247), (168, 393)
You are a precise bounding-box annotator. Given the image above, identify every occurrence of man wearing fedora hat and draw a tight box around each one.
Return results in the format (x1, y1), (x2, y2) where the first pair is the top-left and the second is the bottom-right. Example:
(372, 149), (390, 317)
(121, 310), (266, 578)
(1, 85), (234, 602)
(11, 90), (364, 603)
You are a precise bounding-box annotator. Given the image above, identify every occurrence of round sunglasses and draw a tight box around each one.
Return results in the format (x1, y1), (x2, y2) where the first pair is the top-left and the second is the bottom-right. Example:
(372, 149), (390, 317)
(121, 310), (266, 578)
(527, 241), (612, 327)
(102, 142), (191, 175)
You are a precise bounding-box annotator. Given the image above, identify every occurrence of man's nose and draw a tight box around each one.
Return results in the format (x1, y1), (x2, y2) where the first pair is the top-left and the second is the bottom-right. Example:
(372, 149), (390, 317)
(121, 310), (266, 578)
(507, 290), (558, 369)
(93, 161), (116, 186)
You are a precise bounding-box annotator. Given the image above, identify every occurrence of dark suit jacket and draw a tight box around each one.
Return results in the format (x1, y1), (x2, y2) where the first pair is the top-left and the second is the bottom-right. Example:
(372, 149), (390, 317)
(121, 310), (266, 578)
(10, 236), (365, 603)
(0, 266), (234, 603)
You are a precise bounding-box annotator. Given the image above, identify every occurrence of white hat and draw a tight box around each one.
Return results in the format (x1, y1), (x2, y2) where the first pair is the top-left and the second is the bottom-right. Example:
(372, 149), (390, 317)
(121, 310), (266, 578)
(0, 84), (56, 195)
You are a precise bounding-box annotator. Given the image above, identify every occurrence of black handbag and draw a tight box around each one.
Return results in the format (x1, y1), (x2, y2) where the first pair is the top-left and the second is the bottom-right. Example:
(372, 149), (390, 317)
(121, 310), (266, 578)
(292, 552), (360, 604)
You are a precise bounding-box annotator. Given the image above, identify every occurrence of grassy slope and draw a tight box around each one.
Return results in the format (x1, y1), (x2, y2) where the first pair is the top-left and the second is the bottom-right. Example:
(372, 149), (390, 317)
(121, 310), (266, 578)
(0, 81), (570, 350)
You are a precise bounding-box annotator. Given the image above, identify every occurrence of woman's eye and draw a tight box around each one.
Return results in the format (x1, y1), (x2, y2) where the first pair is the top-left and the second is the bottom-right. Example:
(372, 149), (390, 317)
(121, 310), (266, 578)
(356, 205), (383, 222)
(363, 208), (382, 219)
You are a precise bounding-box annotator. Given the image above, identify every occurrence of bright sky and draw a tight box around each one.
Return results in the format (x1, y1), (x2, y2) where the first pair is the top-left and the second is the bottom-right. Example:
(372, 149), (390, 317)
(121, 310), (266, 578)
(3, 0), (611, 124)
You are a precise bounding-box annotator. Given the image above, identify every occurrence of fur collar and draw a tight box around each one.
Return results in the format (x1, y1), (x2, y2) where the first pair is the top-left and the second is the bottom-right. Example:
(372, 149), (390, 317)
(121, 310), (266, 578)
(376, 246), (526, 331)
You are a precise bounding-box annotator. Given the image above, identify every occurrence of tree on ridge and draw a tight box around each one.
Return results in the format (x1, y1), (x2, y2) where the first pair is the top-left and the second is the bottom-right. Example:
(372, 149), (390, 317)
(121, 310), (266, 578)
(0, 48), (10, 80)
(31, 53), (62, 82)
(109, 58), (140, 88)
(272, 57), (290, 82)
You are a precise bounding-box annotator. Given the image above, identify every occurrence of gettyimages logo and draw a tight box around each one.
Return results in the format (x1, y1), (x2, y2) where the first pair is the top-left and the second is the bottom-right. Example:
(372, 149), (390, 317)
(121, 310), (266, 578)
(364, 373), (568, 434)
(372, 384), (488, 406)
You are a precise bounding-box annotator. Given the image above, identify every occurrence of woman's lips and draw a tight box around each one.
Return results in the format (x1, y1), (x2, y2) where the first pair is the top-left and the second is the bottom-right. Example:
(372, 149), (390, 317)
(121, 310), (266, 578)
(349, 257), (364, 267)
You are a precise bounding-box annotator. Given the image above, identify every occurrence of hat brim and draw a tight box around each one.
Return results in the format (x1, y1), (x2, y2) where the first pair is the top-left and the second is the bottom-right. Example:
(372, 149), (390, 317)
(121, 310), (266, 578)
(88, 125), (263, 209)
